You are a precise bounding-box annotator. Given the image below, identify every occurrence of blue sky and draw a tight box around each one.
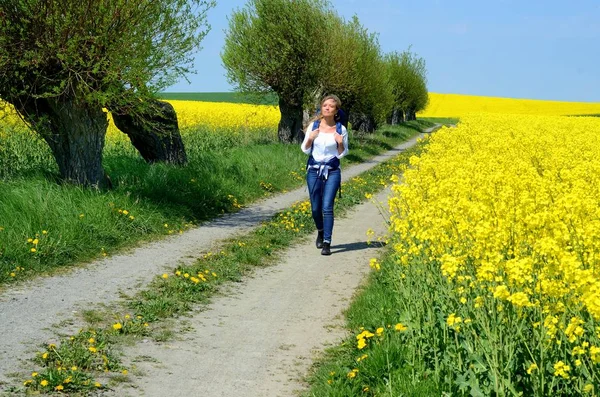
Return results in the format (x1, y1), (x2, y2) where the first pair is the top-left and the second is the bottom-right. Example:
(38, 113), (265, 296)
(167, 0), (600, 102)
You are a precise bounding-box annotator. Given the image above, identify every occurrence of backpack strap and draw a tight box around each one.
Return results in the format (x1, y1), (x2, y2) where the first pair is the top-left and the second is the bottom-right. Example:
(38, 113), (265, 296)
(313, 118), (343, 134)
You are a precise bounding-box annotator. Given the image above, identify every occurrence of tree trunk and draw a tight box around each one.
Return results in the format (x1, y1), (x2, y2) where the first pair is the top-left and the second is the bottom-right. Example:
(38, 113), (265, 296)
(112, 100), (187, 165)
(390, 108), (404, 125)
(277, 97), (304, 144)
(17, 98), (109, 187)
(406, 108), (417, 121)
(349, 112), (377, 134)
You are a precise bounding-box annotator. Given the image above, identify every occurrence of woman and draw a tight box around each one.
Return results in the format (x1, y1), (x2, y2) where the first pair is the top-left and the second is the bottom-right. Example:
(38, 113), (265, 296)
(300, 95), (349, 255)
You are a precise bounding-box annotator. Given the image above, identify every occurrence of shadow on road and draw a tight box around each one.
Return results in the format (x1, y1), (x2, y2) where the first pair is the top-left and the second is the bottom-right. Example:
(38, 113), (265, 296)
(332, 241), (386, 254)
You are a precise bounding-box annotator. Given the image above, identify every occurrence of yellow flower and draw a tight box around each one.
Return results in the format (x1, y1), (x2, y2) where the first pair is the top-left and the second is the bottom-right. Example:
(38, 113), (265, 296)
(553, 361), (570, 379)
(357, 338), (367, 350)
(394, 323), (408, 332)
(162, 273), (169, 279)
(71, 366), (77, 371)
(32, 238), (39, 245)
(42, 352), (48, 359)
(30, 248), (36, 253)
(375, 327), (384, 336)
(95, 382), (102, 388)
(584, 384), (594, 393)
(526, 363), (538, 374)
(55, 385), (64, 391)
(112, 323), (123, 331)
(89, 346), (97, 353)
(40, 380), (49, 387)
(88, 338), (95, 344)
(122, 369), (128, 375)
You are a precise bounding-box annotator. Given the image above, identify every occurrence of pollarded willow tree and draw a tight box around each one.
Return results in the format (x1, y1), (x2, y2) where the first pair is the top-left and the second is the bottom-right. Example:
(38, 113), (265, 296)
(320, 16), (393, 133)
(0, 0), (215, 187)
(222, 0), (331, 143)
(386, 49), (429, 123)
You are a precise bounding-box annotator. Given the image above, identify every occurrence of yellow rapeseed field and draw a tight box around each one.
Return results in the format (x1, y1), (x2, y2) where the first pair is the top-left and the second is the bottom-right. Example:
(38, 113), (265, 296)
(420, 92), (600, 117)
(1, 99), (280, 138)
(388, 113), (600, 393)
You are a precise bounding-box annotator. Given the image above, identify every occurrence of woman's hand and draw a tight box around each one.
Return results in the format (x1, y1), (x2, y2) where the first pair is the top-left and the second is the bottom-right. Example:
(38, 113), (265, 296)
(308, 129), (320, 140)
(334, 133), (344, 145)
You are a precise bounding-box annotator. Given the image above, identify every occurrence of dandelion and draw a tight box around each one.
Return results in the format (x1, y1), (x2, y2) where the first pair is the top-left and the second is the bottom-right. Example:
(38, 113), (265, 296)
(113, 322), (123, 331)
(55, 385), (64, 391)
(89, 346), (97, 353)
(40, 379), (49, 386)
(162, 273), (169, 279)
(394, 323), (408, 332)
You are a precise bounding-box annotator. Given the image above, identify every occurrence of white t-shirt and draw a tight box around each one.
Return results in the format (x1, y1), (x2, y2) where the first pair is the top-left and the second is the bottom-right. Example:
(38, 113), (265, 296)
(300, 124), (349, 162)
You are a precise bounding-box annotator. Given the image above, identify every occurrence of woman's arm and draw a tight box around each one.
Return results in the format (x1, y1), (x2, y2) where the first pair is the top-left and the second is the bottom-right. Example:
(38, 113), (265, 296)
(335, 127), (349, 158)
(301, 126), (316, 154)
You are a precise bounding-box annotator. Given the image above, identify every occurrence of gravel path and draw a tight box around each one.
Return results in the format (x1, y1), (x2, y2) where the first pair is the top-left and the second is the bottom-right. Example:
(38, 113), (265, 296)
(0, 131), (430, 393)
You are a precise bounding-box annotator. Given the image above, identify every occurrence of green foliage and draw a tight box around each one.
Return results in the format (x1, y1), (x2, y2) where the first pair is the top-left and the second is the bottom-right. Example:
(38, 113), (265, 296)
(0, 0), (215, 110)
(322, 16), (394, 126)
(222, 0), (329, 106)
(386, 49), (429, 119)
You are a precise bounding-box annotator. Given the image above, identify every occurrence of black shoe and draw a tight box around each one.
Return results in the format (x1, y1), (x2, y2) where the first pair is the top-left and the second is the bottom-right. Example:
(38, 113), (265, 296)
(316, 230), (324, 249)
(321, 242), (331, 256)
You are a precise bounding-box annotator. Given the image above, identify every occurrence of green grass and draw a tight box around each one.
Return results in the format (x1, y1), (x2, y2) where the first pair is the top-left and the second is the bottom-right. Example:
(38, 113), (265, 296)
(302, 251), (440, 397)
(158, 91), (278, 105)
(0, 121), (426, 287)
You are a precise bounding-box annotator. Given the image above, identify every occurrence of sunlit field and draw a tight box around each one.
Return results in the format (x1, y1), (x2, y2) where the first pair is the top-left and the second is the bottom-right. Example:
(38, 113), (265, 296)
(386, 113), (600, 394)
(420, 92), (600, 117)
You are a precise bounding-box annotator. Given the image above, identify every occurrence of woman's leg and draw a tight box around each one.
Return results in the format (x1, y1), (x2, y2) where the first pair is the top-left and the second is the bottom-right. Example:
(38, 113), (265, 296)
(321, 169), (341, 244)
(306, 169), (324, 231)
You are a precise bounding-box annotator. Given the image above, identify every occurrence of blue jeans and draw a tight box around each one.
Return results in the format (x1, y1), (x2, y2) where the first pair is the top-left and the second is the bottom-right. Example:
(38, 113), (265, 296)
(306, 168), (341, 243)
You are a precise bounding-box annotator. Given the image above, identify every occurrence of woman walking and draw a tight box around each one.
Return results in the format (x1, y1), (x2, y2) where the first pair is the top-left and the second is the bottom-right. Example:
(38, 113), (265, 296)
(301, 95), (349, 255)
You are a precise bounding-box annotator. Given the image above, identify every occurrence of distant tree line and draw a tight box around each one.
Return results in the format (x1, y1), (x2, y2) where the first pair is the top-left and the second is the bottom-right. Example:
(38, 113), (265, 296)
(222, 0), (429, 143)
